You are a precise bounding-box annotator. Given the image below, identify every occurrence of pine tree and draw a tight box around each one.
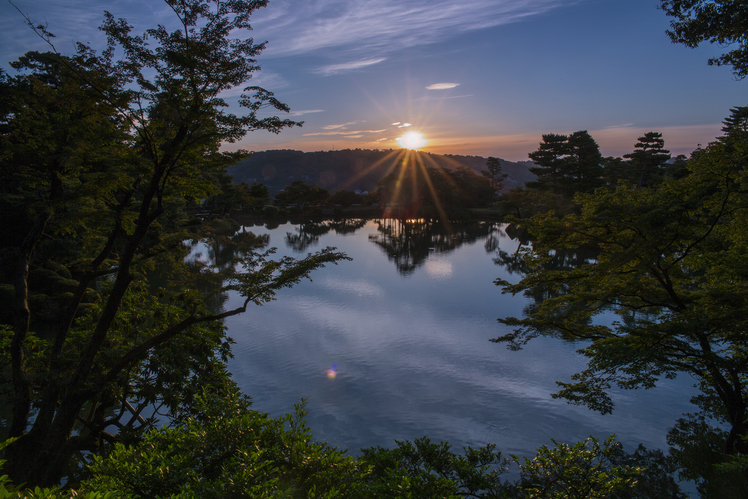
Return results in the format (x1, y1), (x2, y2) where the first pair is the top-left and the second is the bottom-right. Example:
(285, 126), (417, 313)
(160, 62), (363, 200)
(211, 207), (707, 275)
(623, 132), (671, 188)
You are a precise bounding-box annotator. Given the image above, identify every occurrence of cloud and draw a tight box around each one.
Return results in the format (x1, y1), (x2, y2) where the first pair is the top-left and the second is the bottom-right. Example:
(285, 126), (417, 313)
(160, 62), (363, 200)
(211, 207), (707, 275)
(602, 123), (635, 129)
(314, 57), (387, 76)
(427, 83), (460, 90)
(303, 128), (386, 137)
(1, 0), (175, 66)
(253, 0), (575, 58)
(323, 121), (360, 130)
(219, 71), (291, 98)
(290, 109), (325, 116)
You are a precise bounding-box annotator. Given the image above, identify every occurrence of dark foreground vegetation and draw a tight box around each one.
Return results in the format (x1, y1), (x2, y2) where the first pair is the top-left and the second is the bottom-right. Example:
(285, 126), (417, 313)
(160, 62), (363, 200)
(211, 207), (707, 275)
(1, 0), (746, 496)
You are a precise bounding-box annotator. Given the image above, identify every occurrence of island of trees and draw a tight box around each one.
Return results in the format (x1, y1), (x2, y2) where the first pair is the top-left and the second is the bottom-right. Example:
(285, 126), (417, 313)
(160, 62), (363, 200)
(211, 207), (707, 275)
(1, 0), (746, 497)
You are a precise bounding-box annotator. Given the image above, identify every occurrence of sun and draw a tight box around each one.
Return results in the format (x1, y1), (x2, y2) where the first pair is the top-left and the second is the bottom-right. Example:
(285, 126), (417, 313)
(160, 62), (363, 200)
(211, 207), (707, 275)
(397, 131), (426, 150)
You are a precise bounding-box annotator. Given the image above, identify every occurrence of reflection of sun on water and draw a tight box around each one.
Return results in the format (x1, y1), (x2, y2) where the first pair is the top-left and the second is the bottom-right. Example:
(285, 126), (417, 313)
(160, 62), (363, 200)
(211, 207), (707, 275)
(397, 131), (426, 149)
(426, 259), (452, 280)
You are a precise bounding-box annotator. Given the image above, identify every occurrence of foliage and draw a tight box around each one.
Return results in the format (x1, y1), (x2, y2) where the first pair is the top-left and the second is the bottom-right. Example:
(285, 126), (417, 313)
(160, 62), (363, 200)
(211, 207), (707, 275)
(494, 109), (748, 487)
(622, 132), (671, 188)
(79, 393), (364, 499)
(661, 0), (748, 79)
(666, 398), (748, 497)
(526, 131), (603, 198)
(482, 157), (510, 197)
(0, 0), (349, 487)
(327, 189), (364, 208)
(0, 405), (684, 498)
(273, 180), (330, 210)
(515, 436), (642, 499)
(360, 437), (516, 498)
(377, 158), (494, 221)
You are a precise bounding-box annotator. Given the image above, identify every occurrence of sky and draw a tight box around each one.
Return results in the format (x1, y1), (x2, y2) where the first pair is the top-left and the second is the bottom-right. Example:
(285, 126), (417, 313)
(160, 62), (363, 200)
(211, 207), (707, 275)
(1, 0), (745, 161)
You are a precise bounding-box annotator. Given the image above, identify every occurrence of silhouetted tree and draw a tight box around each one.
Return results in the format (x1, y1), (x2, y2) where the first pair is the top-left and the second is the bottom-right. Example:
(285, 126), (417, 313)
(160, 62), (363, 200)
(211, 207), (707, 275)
(661, 0), (748, 79)
(623, 132), (671, 188)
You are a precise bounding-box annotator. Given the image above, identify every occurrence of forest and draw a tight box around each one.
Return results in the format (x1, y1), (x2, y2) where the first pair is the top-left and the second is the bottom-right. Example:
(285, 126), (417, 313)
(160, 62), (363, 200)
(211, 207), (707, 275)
(1, 0), (746, 497)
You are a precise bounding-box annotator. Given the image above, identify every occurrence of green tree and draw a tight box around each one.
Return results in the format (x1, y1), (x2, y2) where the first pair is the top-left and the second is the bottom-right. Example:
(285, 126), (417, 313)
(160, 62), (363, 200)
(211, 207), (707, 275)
(247, 181), (270, 209)
(622, 132), (671, 188)
(661, 0), (748, 79)
(527, 131), (603, 198)
(526, 133), (569, 193)
(277, 180), (330, 211)
(516, 436), (642, 499)
(494, 108), (748, 471)
(0, 0), (346, 487)
(328, 189), (363, 208)
(482, 157), (509, 196)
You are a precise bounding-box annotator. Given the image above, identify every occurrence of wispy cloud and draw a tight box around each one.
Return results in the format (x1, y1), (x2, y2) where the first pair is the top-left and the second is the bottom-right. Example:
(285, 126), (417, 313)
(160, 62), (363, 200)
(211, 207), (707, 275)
(303, 128), (386, 137)
(314, 57), (387, 76)
(219, 71), (290, 98)
(253, 0), (575, 58)
(1, 0), (174, 65)
(602, 123), (635, 129)
(290, 109), (326, 116)
(323, 121), (360, 130)
(427, 83), (460, 90)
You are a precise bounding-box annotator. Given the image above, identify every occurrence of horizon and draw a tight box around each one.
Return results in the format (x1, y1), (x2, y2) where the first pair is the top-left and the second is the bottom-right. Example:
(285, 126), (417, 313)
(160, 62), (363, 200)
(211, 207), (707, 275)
(1, 0), (744, 162)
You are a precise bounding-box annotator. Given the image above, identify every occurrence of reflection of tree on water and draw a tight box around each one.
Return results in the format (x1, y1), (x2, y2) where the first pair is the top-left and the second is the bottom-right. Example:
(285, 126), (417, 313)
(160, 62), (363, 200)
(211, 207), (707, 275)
(490, 231), (600, 318)
(370, 219), (498, 276)
(285, 218), (368, 252)
(184, 221), (271, 314)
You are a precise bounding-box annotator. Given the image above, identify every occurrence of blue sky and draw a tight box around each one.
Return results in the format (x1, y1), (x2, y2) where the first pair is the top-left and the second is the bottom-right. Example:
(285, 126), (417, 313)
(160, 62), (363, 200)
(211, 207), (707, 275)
(2, 0), (745, 161)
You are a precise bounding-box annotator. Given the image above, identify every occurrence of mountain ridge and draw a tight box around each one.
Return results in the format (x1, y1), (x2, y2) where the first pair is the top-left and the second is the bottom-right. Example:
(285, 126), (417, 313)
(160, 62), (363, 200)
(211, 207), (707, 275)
(227, 149), (536, 194)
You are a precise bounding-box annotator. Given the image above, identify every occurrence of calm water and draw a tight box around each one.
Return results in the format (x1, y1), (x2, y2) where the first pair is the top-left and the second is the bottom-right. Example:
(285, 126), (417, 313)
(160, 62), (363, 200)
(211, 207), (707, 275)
(222, 219), (696, 458)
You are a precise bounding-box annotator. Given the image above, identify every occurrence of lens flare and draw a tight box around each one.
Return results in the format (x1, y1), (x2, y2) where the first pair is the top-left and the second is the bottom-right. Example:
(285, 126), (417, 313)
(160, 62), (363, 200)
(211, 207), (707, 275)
(397, 131), (426, 149)
(326, 364), (338, 379)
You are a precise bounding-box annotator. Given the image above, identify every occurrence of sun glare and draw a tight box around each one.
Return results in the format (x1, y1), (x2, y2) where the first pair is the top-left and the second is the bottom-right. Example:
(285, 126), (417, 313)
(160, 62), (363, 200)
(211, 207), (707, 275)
(398, 131), (426, 149)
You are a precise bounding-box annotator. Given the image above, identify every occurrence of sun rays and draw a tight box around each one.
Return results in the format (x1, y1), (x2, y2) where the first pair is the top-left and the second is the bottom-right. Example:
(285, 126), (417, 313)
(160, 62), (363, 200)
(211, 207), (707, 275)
(397, 131), (426, 149)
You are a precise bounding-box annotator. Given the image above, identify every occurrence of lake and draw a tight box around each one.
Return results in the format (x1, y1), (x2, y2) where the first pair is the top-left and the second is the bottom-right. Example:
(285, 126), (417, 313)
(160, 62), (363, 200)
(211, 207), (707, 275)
(220, 218), (697, 458)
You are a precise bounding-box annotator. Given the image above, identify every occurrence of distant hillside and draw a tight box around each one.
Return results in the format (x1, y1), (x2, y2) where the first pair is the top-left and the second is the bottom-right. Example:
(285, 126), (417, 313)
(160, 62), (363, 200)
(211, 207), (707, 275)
(227, 149), (535, 195)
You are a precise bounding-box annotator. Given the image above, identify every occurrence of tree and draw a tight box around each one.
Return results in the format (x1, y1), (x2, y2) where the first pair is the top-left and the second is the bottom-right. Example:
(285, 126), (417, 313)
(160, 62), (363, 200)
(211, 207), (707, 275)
(661, 0), (748, 79)
(527, 131), (603, 198)
(494, 108), (748, 468)
(565, 131), (604, 193)
(328, 189), (363, 208)
(527, 133), (569, 193)
(622, 132), (671, 188)
(0, 0), (346, 486)
(247, 181), (270, 209)
(516, 436), (642, 499)
(277, 180), (330, 211)
(481, 157), (509, 196)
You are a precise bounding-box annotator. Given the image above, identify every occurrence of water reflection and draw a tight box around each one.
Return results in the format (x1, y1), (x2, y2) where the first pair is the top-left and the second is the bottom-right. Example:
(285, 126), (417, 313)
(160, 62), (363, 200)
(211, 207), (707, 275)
(183, 220), (272, 315)
(285, 219), (368, 252)
(369, 219), (504, 276)
(224, 218), (697, 463)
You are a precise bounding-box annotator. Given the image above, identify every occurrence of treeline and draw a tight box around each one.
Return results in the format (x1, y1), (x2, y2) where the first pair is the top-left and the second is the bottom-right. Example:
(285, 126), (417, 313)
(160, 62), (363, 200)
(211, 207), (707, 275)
(227, 148), (536, 194)
(495, 130), (687, 219)
(220, 132), (686, 222)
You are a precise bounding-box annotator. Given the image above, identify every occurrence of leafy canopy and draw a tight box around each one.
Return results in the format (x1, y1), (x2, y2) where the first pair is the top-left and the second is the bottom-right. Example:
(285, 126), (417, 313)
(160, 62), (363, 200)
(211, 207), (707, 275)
(0, 0), (344, 487)
(661, 0), (748, 79)
(495, 108), (748, 462)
